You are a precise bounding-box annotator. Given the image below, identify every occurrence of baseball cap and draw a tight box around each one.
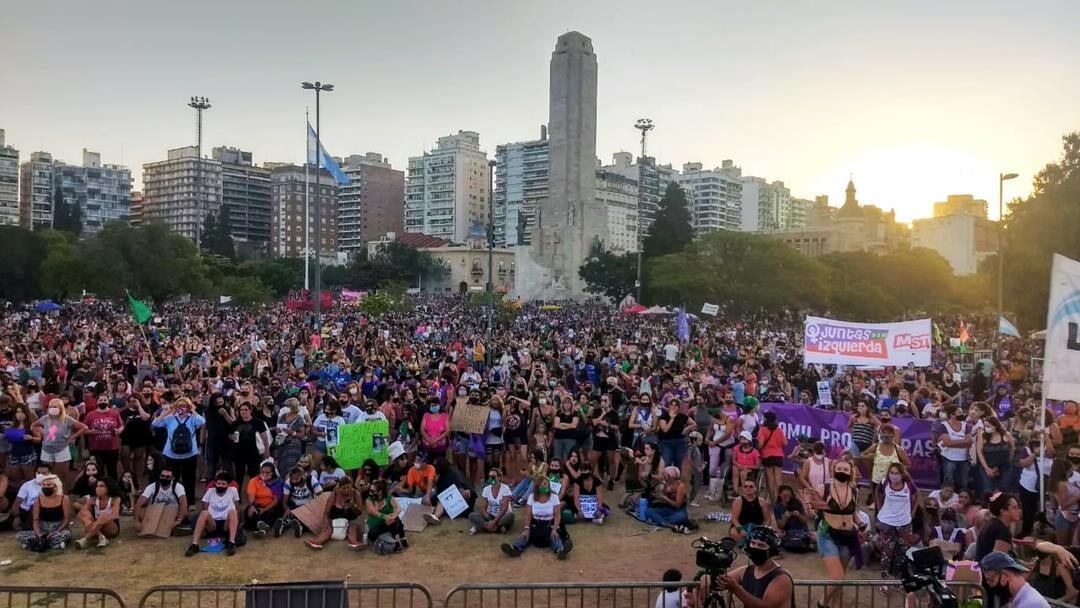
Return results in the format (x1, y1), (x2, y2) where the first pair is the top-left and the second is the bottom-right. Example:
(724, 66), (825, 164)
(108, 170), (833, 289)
(739, 431), (753, 442)
(979, 551), (1028, 573)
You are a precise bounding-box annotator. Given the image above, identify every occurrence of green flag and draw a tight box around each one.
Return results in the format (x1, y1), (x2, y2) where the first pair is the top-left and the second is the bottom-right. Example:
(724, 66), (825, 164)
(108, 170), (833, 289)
(127, 292), (153, 325)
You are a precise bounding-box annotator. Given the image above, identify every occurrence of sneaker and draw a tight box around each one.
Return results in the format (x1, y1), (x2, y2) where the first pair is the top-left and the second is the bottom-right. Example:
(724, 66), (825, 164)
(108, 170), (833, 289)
(346, 541), (364, 550)
(399, 537), (409, 549)
(273, 518), (285, 538)
(185, 543), (199, 557)
(557, 544), (572, 560)
(423, 513), (441, 525)
(305, 540), (324, 550)
(469, 526), (478, 536)
(58, 542), (65, 550)
(75, 538), (88, 550)
(496, 526), (507, 534)
(690, 501), (701, 508)
(293, 520), (302, 539)
(256, 521), (269, 537)
(501, 543), (521, 558)
(225, 541), (236, 556)
(96, 534), (109, 548)
(593, 517), (604, 525)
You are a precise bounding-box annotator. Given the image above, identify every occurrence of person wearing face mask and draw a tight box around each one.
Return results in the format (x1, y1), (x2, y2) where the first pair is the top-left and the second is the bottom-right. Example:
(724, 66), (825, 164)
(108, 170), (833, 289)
(16, 473), (72, 552)
(797, 441), (831, 500)
(469, 467), (514, 534)
(74, 478), (121, 549)
(12, 463), (53, 532)
(134, 467), (189, 538)
(185, 471), (241, 557)
(341, 383), (364, 423)
(119, 394), (153, 486)
(152, 397), (205, 503)
(938, 404), (973, 491)
(860, 423), (910, 499)
(82, 394), (124, 480)
(275, 397), (308, 477)
(420, 399), (450, 460)
(32, 398), (88, 489)
(244, 461), (283, 537)
(501, 477), (571, 559)
(713, 526), (793, 608)
(365, 479), (407, 551)
(927, 508), (967, 560)
(979, 551), (1050, 608)
(3, 401), (39, 486)
(311, 402), (345, 468)
(874, 462), (918, 592)
(811, 459), (863, 608)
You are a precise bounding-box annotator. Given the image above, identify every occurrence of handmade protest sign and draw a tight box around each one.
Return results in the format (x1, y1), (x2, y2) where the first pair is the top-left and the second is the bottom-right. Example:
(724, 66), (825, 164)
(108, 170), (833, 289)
(436, 485), (469, 519)
(449, 405), (489, 434)
(332, 420), (390, 469)
(579, 495), (598, 519)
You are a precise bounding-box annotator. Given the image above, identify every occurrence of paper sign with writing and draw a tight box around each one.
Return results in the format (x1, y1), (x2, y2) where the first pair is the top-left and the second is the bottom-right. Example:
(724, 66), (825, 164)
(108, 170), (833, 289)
(395, 497), (423, 512)
(816, 380), (832, 406)
(579, 495), (598, 519)
(549, 480), (563, 496)
(449, 404), (490, 435)
(436, 485), (469, 519)
(332, 420), (390, 470)
(701, 303), (719, 316)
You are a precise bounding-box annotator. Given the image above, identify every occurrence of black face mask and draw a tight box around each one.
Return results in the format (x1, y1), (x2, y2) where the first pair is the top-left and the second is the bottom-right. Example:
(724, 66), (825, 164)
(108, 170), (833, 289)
(98, 402), (109, 410)
(159, 478), (173, 487)
(834, 472), (852, 483)
(41, 487), (56, 497)
(215, 487), (228, 496)
(1070, 457), (1080, 465)
(746, 546), (770, 566)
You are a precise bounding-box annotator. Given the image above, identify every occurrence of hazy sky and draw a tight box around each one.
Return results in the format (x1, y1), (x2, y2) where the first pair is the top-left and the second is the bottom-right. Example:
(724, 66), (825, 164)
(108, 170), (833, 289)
(5, 0), (1078, 222)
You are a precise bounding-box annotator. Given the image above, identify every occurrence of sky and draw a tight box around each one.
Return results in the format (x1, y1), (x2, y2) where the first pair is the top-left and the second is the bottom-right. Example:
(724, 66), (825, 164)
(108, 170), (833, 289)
(4, 0), (1079, 223)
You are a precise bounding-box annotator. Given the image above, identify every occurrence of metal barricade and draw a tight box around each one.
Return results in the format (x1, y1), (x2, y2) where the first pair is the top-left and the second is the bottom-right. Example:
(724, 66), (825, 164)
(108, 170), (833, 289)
(442, 582), (701, 608)
(0, 586), (127, 608)
(790, 579), (983, 608)
(138, 583), (432, 608)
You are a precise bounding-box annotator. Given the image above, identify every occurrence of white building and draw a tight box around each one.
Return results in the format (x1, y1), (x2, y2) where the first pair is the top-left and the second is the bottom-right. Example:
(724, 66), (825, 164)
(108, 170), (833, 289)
(54, 149), (132, 234)
(142, 146), (222, 241)
(596, 169), (639, 254)
(741, 176), (792, 231)
(405, 131), (490, 243)
(676, 160), (742, 233)
(912, 211), (998, 276)
(602, 151), (684, 237)
(494, 127), (549, 247)
(19, 151), (55, 229)
(0, 130), (19, 227)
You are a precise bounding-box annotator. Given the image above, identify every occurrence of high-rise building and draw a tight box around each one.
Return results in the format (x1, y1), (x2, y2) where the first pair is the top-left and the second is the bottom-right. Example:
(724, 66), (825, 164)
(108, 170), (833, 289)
(142, 146), (222, 240)
(740, 176), (792, 231)
(602, 151), (685, 238)
(494, 127), (549, 248)
(270, 164), (337, 263)
(789, 198), (812, 230)
(596, 169), (639, 254)
(212, 147), (272, 255)
(129, 191), (144, 227)
(53, 149), (132, 234)
(19, 151), (56, 229)
(405, 131), (490, 243)
(676, 160), (743, 233)
(338, 152), (404, 258)
(0, 130), (19, 227)
(933, 194), (989, 219)
(912, 214), (997, 276)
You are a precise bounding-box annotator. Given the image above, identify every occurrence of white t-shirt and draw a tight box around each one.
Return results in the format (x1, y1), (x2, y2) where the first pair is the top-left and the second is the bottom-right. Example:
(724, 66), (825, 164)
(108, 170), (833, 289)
(483, 483), (513, 518)
(202, 486), (239, 521)
(655, 590), (682, 608)
(16, 480), (42, 511)
(1011, 582), (1050, 608)
(1019, 454), (1054, 493)
(141, 482), (187, 506)
(927, 489), (960, 510)
(527, 494), (557, 521)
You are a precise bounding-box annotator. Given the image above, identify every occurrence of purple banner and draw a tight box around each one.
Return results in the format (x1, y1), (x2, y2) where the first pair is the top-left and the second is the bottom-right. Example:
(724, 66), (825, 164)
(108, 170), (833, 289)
(761, 402), (939, 490)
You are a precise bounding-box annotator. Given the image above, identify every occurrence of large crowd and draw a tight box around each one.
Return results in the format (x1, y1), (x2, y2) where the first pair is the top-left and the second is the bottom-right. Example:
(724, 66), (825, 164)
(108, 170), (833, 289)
(0, 296), (1075, 607)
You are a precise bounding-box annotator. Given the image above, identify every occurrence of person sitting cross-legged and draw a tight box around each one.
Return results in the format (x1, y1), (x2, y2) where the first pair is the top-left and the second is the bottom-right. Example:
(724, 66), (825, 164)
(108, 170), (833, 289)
(185, 471), (241, 557)
(469, 467), (514, 534)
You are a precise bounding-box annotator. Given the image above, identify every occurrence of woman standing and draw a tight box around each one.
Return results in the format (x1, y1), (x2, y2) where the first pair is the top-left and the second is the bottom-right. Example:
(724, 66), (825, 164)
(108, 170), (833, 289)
(657, 399), (689, 472)
(276, 398), (308, 477)
(419, 399), (450, 462)
(976, 416), (1015, 495)
(32, 398), (87, 488)
(706, 407), (735, 504)
(119, 394), (153, 486)
(938, 405), (972, 490)
(552, 399), (580, 462)
(628, 395), (656, 450)
(503, 397), (528, 486)
(757, 411), (787, 503)
(847, 400), (879, 457)
(813, 458), (863, 608)
(74, 478), (121, 549)
(1052, 447), (1080, 545)
(17, 474), (72, 552)
(589, 395), (620, 490)
(860, 424), (910, 503)
(1017, 430), (1054, 537)
(874, 462), (918, 593)
(83, 393), (124, 479)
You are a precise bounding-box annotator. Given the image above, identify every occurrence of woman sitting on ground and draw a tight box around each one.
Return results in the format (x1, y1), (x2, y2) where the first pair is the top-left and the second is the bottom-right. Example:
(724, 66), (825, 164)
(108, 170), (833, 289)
(305, 476), (364, 550)
(277, 465), (323, 537)
(75, 477), (121, 549)
(365, 479), (407, 550)
(17, 474), (72, 551)
(469, 467), (514, 534)
(644, 466), (696, 534)
(729, 475), (775, 544)
(244, 461), (283, 537)
(500, 476), (571, 559)
(570, 466), (610, 525)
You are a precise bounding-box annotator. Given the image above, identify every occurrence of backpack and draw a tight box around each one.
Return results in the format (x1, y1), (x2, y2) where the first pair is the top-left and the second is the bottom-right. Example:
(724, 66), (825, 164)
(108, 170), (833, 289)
(170, 417), (194, 454)
(149, 481), (180, 505)
(373, 532), (403, 555)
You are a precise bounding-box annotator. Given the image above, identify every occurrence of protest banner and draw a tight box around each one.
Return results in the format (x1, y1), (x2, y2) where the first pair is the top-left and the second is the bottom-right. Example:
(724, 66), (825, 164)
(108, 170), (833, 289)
(701, 303), (719, 316)
(803, 316), (932, 367)
(816, 380), (832, 406)
(760, 402), (938, 489)
(436, 485), (469, 519)
(1044, 254), (1080, 400)
(450, 404), (490, 434)
(332, 420), (390, 469)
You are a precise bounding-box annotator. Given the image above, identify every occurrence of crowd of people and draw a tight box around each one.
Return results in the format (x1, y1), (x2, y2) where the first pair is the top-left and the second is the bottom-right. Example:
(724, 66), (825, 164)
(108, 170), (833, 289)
(0, 296), (1074, 607)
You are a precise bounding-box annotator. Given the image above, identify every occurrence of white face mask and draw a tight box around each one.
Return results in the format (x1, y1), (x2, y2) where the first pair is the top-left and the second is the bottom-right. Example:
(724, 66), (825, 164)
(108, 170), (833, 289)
(35, 473), (46, 484)
(48, 407), (60, 416)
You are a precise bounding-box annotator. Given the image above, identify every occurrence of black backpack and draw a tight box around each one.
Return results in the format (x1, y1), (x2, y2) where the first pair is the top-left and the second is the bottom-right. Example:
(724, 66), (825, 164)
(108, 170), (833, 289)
(170, 417), (193, 454)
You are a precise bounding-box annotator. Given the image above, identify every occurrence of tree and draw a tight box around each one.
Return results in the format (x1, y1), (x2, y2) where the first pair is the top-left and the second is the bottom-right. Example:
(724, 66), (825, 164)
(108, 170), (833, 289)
(374, 241), (449, 287)
(642, 182), (693, 260)
(358, 292), (395, 319)
(218, 275), (272, 309)
(201, 209), (235, 259)
(40, 230), (88, 300)
(0, 226), (48, 301)
(52, 187), (83, 236)
(579, 249), (638, 301)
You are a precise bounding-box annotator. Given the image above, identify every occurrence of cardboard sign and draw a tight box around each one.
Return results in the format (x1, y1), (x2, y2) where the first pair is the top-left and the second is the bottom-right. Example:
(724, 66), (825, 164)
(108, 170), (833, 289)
(816, 380), (832, 406)
(449, 404), (490, 435)
(579, 495), (598, 519)
(291, 493), (331, 535)
(401, 504), (434, 533)
(138, 503), (179, 538)
(395, 497), (423, 512)
(332, 420), (390, 469)
(436, 485), (468, 519)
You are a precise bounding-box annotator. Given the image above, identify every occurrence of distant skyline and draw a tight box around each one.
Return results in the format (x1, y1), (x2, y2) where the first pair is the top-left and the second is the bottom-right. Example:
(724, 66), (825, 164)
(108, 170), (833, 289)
(4, 0), (1078, 222)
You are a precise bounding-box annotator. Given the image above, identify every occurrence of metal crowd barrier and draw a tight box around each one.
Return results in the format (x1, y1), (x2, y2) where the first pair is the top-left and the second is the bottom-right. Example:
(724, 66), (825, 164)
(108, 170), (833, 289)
(138, 583), (433, 608)
(0, 586), (128, 608)
(789, 580), (983, 608)
(442, 582), (701, 608)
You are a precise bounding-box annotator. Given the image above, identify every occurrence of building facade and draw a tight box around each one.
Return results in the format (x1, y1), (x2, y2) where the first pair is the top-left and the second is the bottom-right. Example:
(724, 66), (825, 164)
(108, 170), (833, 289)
(602, 151), (685, 238)
(53, 150), (132, 234)
(212, 147), (272, 255)
(596, 169), (639, 254)
(676, 160), (743, 233)
(405, 131), (490, 243)
(933, 194), (988, 219)
(368, 231), (515, 294)
(0, 130), (19, 227)
(142, 146), (222, 240)
(19, 151), (55, 229)
(338, 152), (404, 258)
(129, 191), (144, 227)
(741, 176), (795, 231)
(493, 128), (549, 247)
(270, 164), (337, 263)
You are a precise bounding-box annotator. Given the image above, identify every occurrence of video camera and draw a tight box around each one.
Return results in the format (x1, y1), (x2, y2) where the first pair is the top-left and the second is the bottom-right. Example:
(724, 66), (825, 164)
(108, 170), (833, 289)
(900, 547), (957, 608)
(693, 537), (738, 574)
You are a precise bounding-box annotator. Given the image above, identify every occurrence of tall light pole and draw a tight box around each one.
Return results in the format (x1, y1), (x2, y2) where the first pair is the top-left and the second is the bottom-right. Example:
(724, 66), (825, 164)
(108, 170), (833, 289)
(486, 159), (496, 353)
(301, 81), (334, 332)
(188, 96), (211, 249)
(996, 171), (1019, 359)
(633, 118), (654, 303)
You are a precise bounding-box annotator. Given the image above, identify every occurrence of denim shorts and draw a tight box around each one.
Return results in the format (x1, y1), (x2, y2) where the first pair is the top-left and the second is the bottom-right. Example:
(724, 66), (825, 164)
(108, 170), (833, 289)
(816, 524), (852, 560)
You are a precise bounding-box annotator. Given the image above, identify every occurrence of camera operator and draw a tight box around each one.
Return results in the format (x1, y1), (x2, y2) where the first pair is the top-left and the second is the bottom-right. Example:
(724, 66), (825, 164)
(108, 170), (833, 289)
(979, 551), (1048, 608)
(715, 526), (793, 608)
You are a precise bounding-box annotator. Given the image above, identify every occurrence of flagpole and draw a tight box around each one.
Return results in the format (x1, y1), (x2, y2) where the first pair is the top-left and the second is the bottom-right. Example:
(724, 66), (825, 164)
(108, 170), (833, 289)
(304, 107), (310, 291)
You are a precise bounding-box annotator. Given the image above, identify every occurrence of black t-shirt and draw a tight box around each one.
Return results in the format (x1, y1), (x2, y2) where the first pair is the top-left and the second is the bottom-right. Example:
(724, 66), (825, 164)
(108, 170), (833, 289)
(119, 407), (154, 447)
(382, 463), (409, 486)
(554, 412), (578, 440)
(231, 417), (268, 461)
(975, 517), (1012, 561)
(658, 412), (689, 440)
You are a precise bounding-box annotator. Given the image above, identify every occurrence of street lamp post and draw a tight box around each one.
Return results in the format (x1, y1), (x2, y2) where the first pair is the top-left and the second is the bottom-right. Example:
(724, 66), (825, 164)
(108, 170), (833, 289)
(188, 96), (211, 250)
(486, 159), (496, 355)
(633, 118), (654, 304)
(301, 81), (334, 332)
(996, 171), (1019, 359)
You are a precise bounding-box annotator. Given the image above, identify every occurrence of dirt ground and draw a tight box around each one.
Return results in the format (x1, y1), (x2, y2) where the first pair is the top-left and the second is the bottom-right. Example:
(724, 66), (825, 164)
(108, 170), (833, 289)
(0, 499), (883, 607)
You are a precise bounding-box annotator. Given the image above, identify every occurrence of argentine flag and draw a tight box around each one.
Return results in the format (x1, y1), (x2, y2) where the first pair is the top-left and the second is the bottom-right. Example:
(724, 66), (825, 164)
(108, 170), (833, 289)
(307, 122), (351, 185)
(998, 315), (1021, 339)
